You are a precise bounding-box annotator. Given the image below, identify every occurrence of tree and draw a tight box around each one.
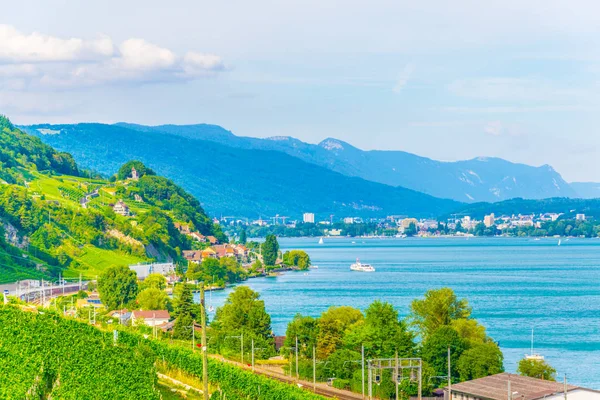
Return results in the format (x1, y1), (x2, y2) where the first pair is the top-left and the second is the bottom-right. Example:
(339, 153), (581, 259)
(116, 160), (155, 180)
(405, 222), (418, 236)
(97, 265), (139, 310)
(284, 314), (319, 359)
(283, 250), (311, 270)
(457, 342), (504, 381)
(210, 286), (274, 358)
(317, 306), (363, 359)
(421, 326), (467, 380)
(239, 229), (247, 244)
(409, 288), (471, 339)
(261, 234), (279, 266)
(517, 358), (556, 381)
(451, 318), (488, 345)
(172, 283), (200, 339)
(137, 288), (171, 311)
(344, 301), (416, 359)
(140, 273), (167, 291)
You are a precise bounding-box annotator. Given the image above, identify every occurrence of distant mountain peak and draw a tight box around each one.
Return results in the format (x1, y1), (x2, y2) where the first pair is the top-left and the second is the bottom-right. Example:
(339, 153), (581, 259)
(266, 136), (293, 141)
(319, 138), (347, 151)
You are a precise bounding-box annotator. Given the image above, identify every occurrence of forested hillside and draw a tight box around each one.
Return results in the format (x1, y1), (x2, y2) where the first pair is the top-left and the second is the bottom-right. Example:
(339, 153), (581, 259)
(0, 116), (224, 283)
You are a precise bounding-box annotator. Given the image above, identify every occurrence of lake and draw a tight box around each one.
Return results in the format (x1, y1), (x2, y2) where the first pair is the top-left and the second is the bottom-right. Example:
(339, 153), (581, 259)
(201, 237), (600, 388)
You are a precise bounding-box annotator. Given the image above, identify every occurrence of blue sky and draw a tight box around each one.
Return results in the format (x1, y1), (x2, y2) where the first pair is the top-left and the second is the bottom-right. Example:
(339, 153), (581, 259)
(1, 0), (599, 181)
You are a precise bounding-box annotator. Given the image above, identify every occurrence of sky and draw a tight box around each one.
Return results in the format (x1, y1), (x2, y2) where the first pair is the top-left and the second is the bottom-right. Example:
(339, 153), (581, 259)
(1, 0), (599, 182)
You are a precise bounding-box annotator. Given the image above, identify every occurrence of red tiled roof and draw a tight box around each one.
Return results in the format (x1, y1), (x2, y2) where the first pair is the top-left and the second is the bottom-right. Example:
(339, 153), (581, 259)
(132, 310), (170, 320)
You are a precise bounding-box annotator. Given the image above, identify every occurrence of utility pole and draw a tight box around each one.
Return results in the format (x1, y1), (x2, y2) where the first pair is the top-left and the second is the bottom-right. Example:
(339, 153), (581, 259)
(362, 344), (365, 400)
(564, 374), (567, 400)
(368, 360), (372, 400)
(200, 284), (208, 400)
(241, 332), (244, 364)
(395, 351), (399, 400)
(313, 346), (316, 392)
(252, 338), (255, 372)
(295, 336), (299, 380)
(448, 347), (452, 400)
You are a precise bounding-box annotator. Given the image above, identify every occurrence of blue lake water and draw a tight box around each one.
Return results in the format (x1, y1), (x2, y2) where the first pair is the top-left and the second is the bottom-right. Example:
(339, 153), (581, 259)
(201, 237), (600, 388)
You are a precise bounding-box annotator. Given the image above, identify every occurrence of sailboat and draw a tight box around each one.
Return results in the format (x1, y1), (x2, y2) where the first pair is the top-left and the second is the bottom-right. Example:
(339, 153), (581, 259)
(525, 328), (544, 361)
(208, 276), (215, 313)
(318, 237), (324, 244)
(558, 239), (562, 246)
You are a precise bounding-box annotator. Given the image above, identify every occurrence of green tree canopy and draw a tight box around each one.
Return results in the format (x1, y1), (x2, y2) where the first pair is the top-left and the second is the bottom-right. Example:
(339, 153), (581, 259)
(210, 286), (274, 358)
(457, 342), (504, 381)
(172, 283), (201, 339)
(517, 358), (556, 381)
(421, 326), (467, 380)
(239, 229), (247, 244)
(344, 301), (416, 359)
(261, 234), (279, 266)
(283, 250), (311, 270)
(316, 306), (363, 359)
(140, 273), (167, 291)
(284, 314), (319, 358)
(117, 160), (155, 180)
(97, 265), (139, 310)
(136, 287), (171, 311)
(409, 287), (471, 339)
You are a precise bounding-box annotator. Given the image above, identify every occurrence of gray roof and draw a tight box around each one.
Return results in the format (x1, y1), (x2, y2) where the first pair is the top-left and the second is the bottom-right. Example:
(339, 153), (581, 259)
(449, 373), (578, 400)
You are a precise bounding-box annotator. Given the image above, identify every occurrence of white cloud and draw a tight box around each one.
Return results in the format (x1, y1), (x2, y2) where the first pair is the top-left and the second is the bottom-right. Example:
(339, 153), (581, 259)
(183, 52), (226, 75)
(117, 39), (177, 71)
(484, 121), (503, 136)
(392, 64), (415, 93)
(0, 25), (225, 90)
(0, 25), (113, 62)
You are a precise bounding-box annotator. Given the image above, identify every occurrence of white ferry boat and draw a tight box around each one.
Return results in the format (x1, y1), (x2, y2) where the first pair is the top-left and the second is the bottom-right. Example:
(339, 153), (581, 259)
(350, 259), (375, 272)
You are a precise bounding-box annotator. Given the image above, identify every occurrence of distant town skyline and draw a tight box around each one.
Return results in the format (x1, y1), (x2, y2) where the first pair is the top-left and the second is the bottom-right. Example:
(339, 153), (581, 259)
(2, 1), (600, 181)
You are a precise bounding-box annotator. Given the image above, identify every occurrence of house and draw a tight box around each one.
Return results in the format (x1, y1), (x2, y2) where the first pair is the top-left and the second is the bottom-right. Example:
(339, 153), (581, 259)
(213, 245), (236, 258)
(190, 232), (206, 242)
(113, 200), (130, 216)
(183, 250), (203, 263)
(108, 309), (131, 324)
(206, 236), (218, 245)
(201, 248), (217, 259)
(131, 310), (170, 327)
(174, 222), (192, 235)
(234, 245), (249, 259)
(445, 373), (600, 400)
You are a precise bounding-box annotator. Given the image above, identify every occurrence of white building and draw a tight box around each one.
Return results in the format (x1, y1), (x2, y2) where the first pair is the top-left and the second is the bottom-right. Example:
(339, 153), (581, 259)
(484, 213), (495, 228)
(131, 310), (170, 327)
(303, 213), (315, 223)
(576, 213), (586, 221)
(343, 217), (354, 224)
(113, 200), (130, 216)
(129, 262), (175, 279)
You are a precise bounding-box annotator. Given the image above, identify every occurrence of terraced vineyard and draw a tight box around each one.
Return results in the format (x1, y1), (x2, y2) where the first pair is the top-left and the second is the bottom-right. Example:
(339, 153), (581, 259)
(0, 306), (160, 399)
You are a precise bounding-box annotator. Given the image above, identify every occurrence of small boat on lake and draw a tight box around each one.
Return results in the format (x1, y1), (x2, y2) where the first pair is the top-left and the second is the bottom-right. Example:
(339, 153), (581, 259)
(350, 259), (375, 272)
(318, 237), (324, 244)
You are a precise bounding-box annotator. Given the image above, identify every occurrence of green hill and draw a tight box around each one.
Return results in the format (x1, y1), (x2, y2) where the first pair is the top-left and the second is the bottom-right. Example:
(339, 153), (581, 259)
(0, 116), (224, 283)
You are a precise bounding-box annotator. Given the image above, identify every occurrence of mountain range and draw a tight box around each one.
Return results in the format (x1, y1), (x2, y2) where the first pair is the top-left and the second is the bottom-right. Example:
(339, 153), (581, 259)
(20, 121), (599, 219)
(22, 123), (460, 219)
(114, 123), (581, 202)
